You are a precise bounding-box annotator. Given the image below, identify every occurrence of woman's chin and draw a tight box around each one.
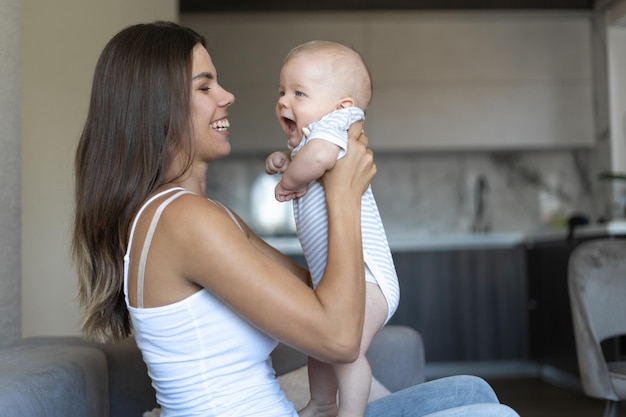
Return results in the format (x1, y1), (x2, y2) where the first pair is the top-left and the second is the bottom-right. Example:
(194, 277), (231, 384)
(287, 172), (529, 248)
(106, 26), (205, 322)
(212, 141), (231, 159)
(221, 143), (232, 157)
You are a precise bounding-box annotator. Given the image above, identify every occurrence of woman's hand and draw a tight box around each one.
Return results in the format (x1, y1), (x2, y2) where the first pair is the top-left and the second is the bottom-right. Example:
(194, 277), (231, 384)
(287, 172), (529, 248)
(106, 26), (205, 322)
(321, 122), (376, 201)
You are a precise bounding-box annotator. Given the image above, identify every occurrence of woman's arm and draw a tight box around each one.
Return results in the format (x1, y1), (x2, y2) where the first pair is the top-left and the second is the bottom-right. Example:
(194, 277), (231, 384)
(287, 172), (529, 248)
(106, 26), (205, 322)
(230, 209), (312, 286)
(169, 123), (373, 363)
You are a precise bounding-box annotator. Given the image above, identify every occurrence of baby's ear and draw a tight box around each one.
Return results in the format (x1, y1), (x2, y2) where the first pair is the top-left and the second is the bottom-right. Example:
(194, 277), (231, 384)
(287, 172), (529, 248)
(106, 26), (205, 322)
(337, 98), (355, 109)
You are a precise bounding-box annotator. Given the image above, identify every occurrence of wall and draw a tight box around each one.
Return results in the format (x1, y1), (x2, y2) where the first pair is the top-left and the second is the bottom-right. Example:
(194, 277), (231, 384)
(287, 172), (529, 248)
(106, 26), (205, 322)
(606, 0), (626, 216)
(204, 149), (607, 238)
(20, 0), (178, 337)
(0, 0), (21, 348)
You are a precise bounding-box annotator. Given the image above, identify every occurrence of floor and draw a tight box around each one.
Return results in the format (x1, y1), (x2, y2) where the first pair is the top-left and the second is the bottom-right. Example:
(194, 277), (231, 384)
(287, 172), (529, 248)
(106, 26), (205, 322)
(487, 377), (612, 417)
(425, 361), (623, 417)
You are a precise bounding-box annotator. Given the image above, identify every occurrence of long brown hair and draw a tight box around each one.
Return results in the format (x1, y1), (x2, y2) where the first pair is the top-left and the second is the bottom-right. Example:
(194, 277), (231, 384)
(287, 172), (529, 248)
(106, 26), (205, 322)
(73, 22), (205, 342)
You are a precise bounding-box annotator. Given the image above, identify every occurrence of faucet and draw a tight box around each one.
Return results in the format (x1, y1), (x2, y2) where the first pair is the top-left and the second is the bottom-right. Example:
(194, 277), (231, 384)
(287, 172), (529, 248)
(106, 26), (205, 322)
(471, 175), (491, 233)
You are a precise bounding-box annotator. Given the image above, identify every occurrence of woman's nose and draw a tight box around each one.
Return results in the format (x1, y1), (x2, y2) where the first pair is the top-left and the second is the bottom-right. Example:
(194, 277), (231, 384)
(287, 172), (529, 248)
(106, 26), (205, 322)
(221, 89), (235, 107)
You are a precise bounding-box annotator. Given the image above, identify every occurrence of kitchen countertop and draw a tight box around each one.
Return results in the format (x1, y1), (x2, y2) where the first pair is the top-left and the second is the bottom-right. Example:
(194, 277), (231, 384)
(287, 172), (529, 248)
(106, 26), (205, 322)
(263, 232), (526, 254)
(262, 220), (626, 254)
(525, 220), (626, 245)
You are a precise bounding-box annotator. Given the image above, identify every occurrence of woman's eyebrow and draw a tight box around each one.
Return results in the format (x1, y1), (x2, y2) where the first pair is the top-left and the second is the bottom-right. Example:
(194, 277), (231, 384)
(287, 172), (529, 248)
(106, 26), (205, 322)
(192, 72), (214, 81)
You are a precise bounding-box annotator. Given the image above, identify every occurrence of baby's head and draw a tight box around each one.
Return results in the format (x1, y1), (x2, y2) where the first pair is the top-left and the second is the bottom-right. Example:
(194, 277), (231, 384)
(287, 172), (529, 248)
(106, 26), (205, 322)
(286, 40), (372, 110)
(276, 40), (372, 147)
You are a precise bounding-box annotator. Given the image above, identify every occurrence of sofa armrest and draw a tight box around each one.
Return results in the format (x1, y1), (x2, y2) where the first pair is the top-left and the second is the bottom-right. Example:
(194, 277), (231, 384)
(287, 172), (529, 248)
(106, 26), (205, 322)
(7, 336), (157, 417)
(0, 342), (109, 417)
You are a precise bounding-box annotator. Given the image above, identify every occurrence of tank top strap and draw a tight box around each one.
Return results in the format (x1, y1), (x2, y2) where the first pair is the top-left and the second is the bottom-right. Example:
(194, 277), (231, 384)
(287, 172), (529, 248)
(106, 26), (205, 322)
(123, 187), (192, 307)
(210, 199), (245, 234)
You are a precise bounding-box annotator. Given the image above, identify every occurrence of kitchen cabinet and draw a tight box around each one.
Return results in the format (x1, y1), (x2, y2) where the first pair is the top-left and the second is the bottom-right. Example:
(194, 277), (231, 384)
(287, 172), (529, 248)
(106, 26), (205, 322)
(288, 242), (527, 362)
(388, 246), (528, 362)
(285, 228), (626, 367)
(525, 231), (626, 377)
(290, 244), (528, 362)
(180, 1), (595, 12)
(525, 237), (584, 377)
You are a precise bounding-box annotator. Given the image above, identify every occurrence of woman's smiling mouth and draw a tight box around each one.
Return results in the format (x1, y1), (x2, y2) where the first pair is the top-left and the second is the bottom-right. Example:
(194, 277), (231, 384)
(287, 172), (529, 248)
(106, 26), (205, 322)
(210, 118), (230, 131)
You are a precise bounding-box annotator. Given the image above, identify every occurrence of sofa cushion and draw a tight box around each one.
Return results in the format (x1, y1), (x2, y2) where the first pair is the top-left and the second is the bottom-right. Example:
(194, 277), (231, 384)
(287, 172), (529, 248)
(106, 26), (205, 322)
(12, 336), (158, 417)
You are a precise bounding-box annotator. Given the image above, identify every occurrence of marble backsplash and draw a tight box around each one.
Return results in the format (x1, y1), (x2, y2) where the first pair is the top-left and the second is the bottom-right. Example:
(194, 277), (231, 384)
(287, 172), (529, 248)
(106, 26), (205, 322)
(206, 148), (613, 238)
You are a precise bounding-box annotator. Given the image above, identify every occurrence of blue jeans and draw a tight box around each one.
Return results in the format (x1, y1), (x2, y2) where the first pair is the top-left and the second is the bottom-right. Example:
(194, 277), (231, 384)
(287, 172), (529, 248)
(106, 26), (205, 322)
(365, 375), (519, 417)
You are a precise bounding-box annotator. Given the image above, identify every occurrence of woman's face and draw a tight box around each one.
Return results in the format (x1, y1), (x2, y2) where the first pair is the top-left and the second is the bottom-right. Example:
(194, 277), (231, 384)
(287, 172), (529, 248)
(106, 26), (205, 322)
(190, 44), (235, 162)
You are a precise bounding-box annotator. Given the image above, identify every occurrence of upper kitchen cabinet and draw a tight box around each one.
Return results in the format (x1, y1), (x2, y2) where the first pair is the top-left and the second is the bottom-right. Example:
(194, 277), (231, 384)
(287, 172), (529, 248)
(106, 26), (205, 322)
(182, 11), (595, 153)
(367, 13), (594, 151)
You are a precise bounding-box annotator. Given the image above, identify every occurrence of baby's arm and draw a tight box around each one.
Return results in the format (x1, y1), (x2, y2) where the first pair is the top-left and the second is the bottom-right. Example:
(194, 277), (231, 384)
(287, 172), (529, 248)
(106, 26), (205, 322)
(276, 139), (341, 202)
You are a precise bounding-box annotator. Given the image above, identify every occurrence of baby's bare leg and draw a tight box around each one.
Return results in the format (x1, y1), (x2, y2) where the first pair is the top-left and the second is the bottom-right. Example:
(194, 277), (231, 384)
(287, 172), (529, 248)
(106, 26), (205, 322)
(334, 282), (388, 417)
(298, 357), (339, 417)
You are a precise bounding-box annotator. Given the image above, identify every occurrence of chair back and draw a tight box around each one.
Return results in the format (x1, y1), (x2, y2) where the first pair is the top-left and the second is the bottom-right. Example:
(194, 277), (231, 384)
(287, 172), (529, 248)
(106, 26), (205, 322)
(568, 238), (626, 401)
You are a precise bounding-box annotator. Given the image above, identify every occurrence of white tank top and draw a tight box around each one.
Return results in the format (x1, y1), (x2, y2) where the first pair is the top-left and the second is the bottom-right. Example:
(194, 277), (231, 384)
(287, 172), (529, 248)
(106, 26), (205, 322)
(123, 188), (297, 417)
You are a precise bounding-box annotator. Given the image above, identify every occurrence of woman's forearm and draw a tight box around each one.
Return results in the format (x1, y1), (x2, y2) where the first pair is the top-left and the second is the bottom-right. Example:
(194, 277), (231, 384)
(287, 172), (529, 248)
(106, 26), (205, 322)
(315, 193), (365, 360)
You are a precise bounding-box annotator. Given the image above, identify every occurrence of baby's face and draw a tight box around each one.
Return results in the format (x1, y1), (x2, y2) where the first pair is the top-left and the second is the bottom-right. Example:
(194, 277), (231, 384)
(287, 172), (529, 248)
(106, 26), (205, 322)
(276, 53), (339, 148)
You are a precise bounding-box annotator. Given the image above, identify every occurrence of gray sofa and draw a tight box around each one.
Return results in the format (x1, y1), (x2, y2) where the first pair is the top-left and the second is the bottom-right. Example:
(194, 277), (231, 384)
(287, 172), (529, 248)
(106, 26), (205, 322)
(0, 325), (424, 417)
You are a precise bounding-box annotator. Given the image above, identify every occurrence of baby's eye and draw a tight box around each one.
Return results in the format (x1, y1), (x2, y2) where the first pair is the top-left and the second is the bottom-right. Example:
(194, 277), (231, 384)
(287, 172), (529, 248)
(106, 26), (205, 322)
(295, 91), (304, 97)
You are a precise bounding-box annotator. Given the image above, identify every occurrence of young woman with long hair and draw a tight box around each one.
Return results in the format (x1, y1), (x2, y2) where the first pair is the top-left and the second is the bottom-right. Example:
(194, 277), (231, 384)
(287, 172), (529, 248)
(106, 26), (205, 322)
(72, 21), (518, 417)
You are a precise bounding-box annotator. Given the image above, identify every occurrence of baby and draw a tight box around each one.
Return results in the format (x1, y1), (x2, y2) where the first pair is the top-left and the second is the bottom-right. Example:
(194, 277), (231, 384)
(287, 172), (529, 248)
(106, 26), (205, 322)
(265, 40), (400, 417)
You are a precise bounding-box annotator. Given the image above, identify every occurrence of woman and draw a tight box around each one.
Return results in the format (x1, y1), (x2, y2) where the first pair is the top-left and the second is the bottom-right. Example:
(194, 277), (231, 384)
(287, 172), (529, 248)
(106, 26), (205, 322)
(73, 21), (518, 417)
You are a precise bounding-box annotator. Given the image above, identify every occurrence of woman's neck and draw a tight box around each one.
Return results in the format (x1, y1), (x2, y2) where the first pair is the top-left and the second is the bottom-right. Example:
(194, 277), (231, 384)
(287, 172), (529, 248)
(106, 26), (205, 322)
(164, 160), (208, 196)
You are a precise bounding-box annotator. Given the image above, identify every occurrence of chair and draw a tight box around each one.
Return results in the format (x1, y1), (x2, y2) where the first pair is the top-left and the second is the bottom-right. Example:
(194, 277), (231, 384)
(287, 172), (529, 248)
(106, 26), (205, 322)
(568, 238), (626, 417)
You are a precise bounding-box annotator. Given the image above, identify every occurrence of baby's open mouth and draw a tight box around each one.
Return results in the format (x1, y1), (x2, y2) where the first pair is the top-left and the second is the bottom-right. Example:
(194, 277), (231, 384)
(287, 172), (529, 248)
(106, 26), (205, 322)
(282, 117), (297, 135)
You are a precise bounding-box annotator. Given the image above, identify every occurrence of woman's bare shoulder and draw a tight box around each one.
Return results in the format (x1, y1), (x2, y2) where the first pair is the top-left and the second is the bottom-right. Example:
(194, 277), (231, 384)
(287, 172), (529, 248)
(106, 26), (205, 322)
(157, 192), (245, 239)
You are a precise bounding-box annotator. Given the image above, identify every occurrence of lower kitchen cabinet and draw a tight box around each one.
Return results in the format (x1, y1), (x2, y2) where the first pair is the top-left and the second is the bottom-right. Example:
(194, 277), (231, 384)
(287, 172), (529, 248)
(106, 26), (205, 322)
(524, 232), (625, 377)
(388, 247), (528, 362)
(525, 238), (584, 376)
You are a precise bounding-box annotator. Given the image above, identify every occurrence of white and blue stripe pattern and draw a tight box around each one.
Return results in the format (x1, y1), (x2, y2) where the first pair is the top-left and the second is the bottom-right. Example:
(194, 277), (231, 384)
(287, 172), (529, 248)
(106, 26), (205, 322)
(291, 108), (400, 322)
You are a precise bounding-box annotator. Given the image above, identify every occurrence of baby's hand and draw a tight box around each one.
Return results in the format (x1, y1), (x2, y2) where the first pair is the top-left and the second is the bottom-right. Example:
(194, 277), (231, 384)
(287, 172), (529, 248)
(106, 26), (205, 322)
(275, 181), (307, 202)
(265, 151), (290, 174)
